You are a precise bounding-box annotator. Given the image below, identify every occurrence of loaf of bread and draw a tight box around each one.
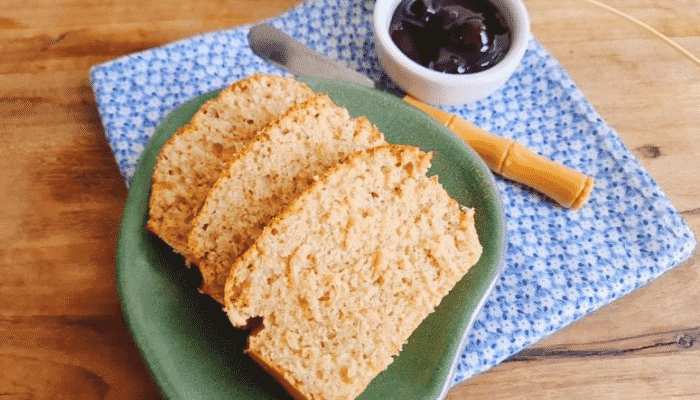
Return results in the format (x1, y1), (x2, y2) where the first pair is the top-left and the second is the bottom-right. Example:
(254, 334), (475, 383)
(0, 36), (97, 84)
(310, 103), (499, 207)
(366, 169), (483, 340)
(223, 144), (483, 400)
(146, 74), (314, 258)
(188, 93), (386, 304)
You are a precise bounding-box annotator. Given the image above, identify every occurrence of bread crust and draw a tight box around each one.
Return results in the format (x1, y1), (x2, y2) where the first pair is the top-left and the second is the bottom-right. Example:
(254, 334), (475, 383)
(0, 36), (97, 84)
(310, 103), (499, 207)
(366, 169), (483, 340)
(146, 76), (482, 399)
(187, 93), (385, 304)
(224, 144), (482, 400)
(146, 74), (314, 260)
(247, 348), (311, 400)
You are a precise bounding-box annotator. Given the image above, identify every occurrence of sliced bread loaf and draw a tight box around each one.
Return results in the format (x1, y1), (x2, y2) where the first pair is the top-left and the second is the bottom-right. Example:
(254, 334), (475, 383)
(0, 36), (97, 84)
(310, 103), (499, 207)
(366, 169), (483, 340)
(223, 144), (483, 400)
(146, 74), (314, 258)
(188, 93), (386, 304)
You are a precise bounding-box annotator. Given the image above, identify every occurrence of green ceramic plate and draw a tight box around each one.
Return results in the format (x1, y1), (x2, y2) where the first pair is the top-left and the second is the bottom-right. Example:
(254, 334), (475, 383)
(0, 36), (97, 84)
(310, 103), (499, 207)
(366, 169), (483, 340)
(116, 76), (506, 400)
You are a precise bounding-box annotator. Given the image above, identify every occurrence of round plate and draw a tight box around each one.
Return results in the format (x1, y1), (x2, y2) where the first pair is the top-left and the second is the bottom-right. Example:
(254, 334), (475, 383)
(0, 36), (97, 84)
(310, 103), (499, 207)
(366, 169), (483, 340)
(116, 76), (507, 400)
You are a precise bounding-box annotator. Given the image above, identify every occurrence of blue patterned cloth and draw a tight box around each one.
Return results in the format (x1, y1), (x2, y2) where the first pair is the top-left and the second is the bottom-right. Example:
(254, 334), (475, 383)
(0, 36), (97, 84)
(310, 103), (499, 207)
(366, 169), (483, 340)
(90, 0), (696, 387)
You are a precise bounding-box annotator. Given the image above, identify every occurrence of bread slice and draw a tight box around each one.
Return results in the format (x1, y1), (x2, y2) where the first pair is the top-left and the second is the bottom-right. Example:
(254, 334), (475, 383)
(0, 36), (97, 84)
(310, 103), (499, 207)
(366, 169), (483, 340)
(146, 74), (314, 258)
(188, 93), (386, 303)
(224, 144), (483, 400)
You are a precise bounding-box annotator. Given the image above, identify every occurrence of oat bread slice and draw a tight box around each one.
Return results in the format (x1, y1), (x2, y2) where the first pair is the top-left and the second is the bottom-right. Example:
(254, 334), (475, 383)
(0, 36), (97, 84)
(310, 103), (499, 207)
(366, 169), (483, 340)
(188, 93), (386, 304)
(224, 144), (483, 400)
(146, 74), (314, 258)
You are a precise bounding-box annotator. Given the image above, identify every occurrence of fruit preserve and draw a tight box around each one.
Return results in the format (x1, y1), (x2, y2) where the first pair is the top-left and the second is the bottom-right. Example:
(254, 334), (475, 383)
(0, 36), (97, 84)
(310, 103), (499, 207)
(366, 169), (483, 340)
(389, 0), (511, 74)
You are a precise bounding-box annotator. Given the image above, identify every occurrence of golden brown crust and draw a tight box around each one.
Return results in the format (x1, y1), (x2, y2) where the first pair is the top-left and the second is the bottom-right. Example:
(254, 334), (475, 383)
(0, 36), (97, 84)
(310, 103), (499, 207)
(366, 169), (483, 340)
(247, 348), (311, 400)
(186, 94), (326, 261)
(252, 144), (425, 235)
(187, 94), (385, 304)
(146, 73), (314, 261)
(223, 143), (482, 400)
(146, 75), (483, 400)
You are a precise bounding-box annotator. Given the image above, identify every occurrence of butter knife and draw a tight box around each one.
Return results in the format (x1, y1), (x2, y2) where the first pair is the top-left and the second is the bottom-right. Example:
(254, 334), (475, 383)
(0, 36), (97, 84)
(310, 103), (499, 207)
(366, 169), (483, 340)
(248, 23), (594, 209)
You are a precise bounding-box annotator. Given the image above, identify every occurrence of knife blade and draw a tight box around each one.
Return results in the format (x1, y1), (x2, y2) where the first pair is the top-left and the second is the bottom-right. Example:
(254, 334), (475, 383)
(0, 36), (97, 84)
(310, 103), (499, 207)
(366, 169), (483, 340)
(248, 24), (375, 88)
(248, 23), (594, 209)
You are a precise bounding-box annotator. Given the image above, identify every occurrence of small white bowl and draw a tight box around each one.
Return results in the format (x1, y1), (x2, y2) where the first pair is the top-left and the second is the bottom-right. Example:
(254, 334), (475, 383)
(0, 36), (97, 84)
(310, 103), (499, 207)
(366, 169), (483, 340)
(373, 0), (531, 105)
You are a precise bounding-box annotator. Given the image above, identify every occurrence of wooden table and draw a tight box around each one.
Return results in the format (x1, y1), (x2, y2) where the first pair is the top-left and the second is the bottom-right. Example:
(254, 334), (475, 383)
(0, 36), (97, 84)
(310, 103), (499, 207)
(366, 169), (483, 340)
(1, 0), (698, 398)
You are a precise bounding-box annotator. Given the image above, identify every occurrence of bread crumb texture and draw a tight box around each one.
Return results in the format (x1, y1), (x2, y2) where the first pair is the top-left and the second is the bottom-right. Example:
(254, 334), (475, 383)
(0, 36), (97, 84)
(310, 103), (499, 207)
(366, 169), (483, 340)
(224, 144), (482, 400)
(189, 93), (386, 303)
(146, 74), (314, 257)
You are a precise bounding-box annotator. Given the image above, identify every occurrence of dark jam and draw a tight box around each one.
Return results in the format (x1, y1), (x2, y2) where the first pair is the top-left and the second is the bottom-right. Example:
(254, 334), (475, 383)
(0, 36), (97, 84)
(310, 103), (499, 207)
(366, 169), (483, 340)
(389, 0), (511, 74)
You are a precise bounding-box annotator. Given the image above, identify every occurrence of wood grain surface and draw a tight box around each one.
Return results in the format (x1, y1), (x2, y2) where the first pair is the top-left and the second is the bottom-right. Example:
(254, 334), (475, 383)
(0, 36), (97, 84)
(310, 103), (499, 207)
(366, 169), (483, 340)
(1, 0), (698, 399)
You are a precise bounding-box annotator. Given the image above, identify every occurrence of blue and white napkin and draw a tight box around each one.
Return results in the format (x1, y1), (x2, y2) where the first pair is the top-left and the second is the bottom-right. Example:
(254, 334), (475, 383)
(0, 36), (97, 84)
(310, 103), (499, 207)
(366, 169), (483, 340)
(90, 0), (696, 386)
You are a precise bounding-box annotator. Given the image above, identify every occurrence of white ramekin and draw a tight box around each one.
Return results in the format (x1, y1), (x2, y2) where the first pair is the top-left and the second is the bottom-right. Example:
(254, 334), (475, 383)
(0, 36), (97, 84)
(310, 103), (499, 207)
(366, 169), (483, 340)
(373, 0), (531, 105)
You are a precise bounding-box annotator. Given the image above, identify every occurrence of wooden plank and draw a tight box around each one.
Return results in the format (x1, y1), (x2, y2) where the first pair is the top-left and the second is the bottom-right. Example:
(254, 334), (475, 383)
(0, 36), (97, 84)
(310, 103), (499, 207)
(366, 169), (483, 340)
(1, 0), (698, 398)
(0, 315), (162, 399)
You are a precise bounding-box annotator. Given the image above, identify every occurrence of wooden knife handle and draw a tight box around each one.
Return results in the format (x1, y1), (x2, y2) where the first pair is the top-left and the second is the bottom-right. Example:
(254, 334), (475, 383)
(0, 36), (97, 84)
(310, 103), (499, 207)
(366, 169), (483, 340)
(403, 95), (594, 209)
